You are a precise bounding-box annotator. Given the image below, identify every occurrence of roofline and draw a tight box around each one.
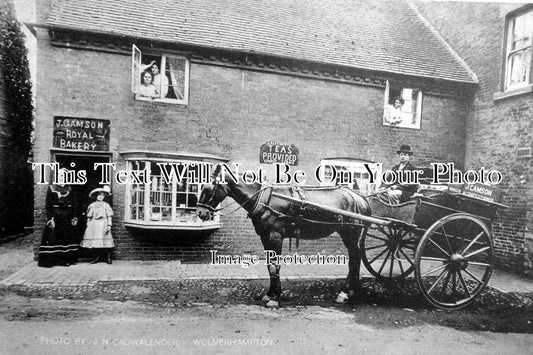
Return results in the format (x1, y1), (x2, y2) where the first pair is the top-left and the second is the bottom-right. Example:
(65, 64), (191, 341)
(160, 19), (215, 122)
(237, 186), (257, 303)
(44, 22), (479, 86)
(23, 22), (38, 37)
(405, 0), (479, 84)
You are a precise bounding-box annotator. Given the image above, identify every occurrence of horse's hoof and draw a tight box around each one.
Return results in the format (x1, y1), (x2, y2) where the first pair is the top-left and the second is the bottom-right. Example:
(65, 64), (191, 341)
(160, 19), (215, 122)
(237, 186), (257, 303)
(335, 291), (349, 304)
(265, 300), (279, 308)
(261, 295), (271, 302)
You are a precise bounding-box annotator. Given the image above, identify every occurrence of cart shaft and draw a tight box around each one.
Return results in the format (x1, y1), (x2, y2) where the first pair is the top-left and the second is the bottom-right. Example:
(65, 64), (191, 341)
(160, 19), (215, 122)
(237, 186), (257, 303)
(270, 192), (390, 226)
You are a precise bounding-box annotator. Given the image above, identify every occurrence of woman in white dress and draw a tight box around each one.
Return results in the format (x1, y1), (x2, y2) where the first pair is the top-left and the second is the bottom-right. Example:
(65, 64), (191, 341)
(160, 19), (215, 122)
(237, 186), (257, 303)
(136, 71), (157, 99)
(384, 97), (404, 125)
(149, 63), (169, 98)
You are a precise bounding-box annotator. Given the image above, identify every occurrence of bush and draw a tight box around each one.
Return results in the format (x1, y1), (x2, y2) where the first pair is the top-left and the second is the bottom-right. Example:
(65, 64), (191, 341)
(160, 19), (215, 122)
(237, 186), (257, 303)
(0, 0), (33, 237)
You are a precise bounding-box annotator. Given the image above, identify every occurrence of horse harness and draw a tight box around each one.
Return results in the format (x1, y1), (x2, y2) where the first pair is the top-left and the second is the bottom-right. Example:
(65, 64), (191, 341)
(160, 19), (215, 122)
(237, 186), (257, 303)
(246, 185), (367, 249)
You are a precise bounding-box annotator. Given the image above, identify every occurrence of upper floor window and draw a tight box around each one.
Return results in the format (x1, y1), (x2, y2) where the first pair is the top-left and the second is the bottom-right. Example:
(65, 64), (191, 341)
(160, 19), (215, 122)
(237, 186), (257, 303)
(131, 45), (190, 105)
(382, 81), (422, 130)
(504, 8), (533, 91)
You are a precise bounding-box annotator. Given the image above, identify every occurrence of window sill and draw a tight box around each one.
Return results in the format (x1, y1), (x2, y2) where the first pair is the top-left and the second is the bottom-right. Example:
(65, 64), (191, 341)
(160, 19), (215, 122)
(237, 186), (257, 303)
(120, 150), (228, 163)
(124, 220), (221, 231)
(493, 84), (533, 101)
(135, 96), (188, 106)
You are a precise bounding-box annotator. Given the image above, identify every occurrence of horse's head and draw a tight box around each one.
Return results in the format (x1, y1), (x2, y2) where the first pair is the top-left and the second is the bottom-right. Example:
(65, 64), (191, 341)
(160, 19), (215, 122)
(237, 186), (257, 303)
(197, 165), (230, 221)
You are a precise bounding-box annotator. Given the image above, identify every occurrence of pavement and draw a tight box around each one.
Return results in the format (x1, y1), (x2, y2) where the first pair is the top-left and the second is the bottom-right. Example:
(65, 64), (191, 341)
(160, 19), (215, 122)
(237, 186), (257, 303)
(1, 259), (533, 294)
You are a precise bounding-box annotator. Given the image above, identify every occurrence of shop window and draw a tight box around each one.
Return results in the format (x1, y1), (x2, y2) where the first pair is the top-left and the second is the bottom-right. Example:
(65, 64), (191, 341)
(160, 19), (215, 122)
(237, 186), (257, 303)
(131, 45), (189, 105)
(318, 158), (382, 196)
(122, 151), (227, 230)
(382, 80), (422, 130)
(504, 8), (533, 91)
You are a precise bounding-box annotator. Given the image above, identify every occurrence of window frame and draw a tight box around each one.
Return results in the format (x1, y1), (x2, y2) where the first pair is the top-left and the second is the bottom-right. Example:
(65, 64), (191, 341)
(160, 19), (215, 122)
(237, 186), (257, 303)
(502, 5), (533, 92)
(131, 45), (190, 105)
(382, 81), (422, 130)
(318, 158), (382, 196)
(121, 151), (227, 230)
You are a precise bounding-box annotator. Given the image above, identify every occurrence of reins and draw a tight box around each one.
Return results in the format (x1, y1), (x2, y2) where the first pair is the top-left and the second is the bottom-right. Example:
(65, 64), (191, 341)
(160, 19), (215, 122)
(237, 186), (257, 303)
(199, 183), (368, 227)
(198, 185), (272, 216)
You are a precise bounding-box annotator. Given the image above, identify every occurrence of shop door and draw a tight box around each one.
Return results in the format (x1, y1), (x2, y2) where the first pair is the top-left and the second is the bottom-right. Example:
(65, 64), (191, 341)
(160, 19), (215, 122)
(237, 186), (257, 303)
(54, 154), (112, 239)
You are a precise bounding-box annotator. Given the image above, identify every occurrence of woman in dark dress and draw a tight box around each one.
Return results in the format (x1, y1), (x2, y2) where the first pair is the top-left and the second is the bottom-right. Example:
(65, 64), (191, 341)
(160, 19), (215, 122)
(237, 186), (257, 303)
(38, 182), (80, 267)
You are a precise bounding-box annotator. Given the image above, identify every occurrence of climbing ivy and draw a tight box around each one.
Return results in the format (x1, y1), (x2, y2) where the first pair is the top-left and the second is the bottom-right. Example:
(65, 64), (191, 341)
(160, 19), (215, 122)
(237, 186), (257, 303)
(0, 0), (33, 236)
(0, 0), (33, 157)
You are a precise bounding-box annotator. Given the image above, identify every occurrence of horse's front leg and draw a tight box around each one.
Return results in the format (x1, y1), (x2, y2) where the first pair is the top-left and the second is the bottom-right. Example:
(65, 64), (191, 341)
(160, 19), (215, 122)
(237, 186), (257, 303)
(337, 227), (364, 303)
(260, 231), (283, 308)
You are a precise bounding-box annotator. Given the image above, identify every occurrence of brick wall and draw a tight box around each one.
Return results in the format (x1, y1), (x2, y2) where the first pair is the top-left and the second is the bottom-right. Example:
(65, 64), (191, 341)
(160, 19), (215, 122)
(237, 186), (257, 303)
(34, 32), (471, 259)
(414, 1), (533, 271)
(34, 1), (471, 260)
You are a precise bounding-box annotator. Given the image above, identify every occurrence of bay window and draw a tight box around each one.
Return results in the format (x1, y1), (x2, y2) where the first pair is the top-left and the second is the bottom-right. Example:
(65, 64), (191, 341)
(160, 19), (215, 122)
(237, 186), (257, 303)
(122, 151), (227, 230)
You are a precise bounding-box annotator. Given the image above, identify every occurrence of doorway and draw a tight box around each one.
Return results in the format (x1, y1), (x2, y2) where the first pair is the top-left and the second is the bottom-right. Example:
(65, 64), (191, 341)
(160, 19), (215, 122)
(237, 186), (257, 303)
(54, 153), (113, 239)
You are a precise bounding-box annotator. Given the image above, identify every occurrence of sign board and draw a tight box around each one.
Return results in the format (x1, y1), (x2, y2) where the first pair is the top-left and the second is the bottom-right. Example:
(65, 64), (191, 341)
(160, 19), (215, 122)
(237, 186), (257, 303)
(447, 184), (463, 194)
(462, 183), (501, 203)
(259, 142), (299, 165)
(448, 183), (501, 203)
(53, 117), (110, 151)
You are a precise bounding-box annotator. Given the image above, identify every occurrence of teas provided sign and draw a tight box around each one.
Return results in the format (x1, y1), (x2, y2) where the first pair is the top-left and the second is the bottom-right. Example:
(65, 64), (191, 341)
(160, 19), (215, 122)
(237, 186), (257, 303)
(260, 142), (299, 166)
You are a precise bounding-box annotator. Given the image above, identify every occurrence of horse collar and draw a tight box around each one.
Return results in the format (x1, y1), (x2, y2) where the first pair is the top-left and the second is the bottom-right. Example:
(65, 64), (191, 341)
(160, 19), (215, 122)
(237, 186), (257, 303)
(248, 185), (273, 218)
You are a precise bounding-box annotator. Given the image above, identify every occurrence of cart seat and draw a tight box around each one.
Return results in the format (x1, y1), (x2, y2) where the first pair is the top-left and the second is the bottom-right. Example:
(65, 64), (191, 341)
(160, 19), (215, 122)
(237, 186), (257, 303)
(368, 196), (418, 224)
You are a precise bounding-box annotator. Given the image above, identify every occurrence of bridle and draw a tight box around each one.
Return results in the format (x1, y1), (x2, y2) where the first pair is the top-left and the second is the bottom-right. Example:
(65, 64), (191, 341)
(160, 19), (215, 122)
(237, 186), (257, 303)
(196, 179), (227, 213)
(196, 171), (271, 218)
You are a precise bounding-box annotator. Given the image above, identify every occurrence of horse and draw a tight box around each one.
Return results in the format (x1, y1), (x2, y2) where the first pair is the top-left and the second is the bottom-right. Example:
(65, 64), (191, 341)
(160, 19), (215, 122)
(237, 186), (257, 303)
(197, 164), (371, 308)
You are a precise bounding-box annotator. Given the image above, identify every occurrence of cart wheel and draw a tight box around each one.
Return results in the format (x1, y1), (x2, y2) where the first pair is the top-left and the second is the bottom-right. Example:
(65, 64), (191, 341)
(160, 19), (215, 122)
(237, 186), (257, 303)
(415, 213), (493, 310)
(361, 223), (417, 281)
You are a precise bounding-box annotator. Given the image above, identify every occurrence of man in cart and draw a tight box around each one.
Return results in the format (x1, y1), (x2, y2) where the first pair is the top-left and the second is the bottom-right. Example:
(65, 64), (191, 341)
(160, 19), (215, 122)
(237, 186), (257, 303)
(380, 144), (420, 204)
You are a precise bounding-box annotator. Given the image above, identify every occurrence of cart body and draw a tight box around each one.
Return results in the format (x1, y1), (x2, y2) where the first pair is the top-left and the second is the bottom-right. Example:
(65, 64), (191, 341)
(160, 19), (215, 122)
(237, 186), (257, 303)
(362, 188), (505, 309)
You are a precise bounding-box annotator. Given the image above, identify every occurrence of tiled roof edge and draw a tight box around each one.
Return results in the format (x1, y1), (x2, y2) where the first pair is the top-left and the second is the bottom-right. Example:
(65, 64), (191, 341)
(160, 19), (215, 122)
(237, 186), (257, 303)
(405, 0), (479, 84)
(47, 0), (63, 23)
(45, 23), (479, 88)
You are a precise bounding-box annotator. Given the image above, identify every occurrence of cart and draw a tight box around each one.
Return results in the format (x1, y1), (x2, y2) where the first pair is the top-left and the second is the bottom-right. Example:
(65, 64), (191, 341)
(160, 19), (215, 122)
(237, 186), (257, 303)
(361, 188), (507, 310)
(270, 185), (506, 310)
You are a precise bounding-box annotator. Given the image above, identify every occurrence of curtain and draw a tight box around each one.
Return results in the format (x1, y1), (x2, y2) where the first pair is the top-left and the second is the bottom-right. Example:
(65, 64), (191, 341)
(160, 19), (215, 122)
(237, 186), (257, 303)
(168, 57), (185, 100)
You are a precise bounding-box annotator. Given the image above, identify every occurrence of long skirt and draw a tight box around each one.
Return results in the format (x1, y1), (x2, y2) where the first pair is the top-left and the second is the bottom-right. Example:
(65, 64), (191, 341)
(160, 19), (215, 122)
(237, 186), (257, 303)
(80, 218), (115, 248)
(38, 222), (79, 267)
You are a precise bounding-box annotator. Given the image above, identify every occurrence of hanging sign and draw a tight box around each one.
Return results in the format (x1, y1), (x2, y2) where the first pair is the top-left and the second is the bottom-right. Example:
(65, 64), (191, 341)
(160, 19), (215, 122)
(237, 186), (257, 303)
(260, 142), (299, 166)
(53, 117), (110, 151)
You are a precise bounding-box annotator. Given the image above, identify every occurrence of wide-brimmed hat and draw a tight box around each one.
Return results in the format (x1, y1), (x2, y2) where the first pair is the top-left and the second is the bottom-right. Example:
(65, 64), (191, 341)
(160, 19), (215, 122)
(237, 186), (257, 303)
(396, 144), (414, 155)
(89, 185), (112, 198)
